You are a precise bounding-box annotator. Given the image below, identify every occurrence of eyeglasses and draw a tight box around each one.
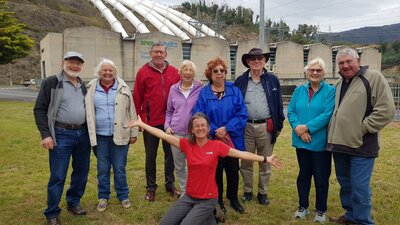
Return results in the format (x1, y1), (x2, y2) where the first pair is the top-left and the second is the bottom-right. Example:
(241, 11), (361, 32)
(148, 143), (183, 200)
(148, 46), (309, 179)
(212, 68), (226, 74)
(249, 56), (264, 61)
(308, 69), (323, 73)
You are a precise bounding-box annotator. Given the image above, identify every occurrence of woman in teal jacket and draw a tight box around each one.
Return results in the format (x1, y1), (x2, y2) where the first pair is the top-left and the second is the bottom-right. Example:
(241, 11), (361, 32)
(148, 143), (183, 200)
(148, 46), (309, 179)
(287, 58), (335, 223)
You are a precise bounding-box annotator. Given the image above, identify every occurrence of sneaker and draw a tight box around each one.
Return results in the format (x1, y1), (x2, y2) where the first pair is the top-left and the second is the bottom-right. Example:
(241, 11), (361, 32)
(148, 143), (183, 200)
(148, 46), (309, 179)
(214, 204), (226, 223)
(294, 207), (310, 219)
(46, 217), (61, 225)
(121, 199), (131, 209)
(314, 211), (326, 223)
(97, 199), (108, 212)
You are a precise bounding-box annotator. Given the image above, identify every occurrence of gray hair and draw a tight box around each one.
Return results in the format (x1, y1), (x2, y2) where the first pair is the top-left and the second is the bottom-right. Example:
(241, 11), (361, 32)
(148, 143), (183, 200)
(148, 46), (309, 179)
(336, 47), (359, 61)
(179, 60), (197, 74)
(304, 57), (326, 72)
(94, 58), (118, 77)
(151, 42), (168, 52)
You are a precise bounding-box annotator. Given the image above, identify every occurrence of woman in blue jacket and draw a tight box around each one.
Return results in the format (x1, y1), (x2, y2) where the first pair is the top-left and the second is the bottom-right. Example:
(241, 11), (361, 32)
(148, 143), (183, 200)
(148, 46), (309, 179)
(193, 57), (248, 220)
(288, 58), (335, 223)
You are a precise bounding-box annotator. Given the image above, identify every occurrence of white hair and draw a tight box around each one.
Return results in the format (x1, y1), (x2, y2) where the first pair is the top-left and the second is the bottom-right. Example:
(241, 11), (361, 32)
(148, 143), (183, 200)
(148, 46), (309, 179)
(304, 57), (326, 72)
(94, 58), (118, 77)
(179, 60), (197, 74)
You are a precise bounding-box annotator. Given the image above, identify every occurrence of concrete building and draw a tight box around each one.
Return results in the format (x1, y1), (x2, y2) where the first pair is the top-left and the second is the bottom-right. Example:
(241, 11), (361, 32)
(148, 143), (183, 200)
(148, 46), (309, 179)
(40, 27), (382, 88)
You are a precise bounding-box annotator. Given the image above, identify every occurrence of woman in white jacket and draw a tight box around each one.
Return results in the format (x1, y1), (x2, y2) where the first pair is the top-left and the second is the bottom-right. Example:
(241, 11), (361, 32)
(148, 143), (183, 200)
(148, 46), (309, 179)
(85, 58), (138, 212)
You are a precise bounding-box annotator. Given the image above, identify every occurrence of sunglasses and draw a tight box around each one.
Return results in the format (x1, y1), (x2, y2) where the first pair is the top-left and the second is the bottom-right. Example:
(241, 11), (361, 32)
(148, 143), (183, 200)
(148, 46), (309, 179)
(249, 56), (265, 61)
(308, 69), (323, 73)
(212, 68), (226, 74)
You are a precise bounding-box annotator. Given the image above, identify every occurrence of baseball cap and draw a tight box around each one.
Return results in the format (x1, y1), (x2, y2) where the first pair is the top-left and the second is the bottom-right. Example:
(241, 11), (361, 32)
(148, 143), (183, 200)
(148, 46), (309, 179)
(63, 51), (85, 63)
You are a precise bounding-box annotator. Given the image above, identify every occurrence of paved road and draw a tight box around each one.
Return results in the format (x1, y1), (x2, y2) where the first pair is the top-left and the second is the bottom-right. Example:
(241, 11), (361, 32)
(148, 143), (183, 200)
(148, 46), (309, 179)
(0, 86), (38, 102)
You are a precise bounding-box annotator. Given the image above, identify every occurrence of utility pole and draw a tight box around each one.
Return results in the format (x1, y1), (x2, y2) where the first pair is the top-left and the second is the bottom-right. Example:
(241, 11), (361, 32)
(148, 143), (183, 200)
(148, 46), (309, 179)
(259, 0), (265, 51)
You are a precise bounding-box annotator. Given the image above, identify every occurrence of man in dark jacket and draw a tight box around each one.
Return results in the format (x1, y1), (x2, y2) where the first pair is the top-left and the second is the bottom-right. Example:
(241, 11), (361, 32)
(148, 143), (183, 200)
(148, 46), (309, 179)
(234, 48), (285, 205)
(34, 51), (91, 225)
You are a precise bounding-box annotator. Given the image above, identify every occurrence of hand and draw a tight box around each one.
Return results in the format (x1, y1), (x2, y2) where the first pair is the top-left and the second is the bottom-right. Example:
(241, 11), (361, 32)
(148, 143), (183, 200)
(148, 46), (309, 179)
(166, 127), (174, 135)
(267, 154), (282, 169)
(129, 137), (137, 144)
(215, 126), (227, 139)
(300, 132), (311, 143)
(129, 116), (144, 128)
(41, 137), (54, 150)
(295, 125), (308, 136)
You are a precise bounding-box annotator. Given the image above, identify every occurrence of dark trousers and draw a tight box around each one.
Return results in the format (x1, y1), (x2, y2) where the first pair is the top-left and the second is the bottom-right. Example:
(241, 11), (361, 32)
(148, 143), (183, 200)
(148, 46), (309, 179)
(296, 148), (331, 212)
(216, 156), (240, 203)
(143, 125), (175, 192)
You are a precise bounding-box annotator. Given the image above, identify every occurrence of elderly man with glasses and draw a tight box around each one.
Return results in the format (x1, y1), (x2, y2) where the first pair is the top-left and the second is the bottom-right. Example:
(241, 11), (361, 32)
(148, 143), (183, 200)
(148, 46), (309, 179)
(234, 48), (285, 206)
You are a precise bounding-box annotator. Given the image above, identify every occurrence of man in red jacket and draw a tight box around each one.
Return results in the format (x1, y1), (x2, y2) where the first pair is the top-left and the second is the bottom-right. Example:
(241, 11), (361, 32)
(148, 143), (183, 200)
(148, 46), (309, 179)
(133, 42), (181, 201)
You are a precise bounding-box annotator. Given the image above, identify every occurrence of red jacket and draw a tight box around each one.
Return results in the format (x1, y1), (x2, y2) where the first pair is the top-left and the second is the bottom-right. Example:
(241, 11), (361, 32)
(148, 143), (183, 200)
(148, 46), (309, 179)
(133, 62), (180, 126)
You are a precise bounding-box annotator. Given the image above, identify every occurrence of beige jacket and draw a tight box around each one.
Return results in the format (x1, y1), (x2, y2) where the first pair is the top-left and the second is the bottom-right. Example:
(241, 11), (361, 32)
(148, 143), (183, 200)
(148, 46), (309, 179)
(85, 77), (138, 146)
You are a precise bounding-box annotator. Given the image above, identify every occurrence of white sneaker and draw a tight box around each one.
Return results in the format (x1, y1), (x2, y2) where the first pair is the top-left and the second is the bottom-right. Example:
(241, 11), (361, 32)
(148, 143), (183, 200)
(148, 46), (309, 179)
(314, 211), (326, 223)
(294, 207), (310, 219)
(121, 199), (132, 209)
(97, 199), (108, 212)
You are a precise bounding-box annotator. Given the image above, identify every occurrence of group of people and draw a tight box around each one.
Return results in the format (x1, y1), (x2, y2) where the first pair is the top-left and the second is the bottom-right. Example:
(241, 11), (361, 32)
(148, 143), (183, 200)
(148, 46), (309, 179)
(34, 43), (394, 225)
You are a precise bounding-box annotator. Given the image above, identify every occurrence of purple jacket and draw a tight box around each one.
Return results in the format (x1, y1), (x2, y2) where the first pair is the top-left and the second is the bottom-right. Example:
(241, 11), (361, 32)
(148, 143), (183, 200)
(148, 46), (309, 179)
(164, 80), (203, 135)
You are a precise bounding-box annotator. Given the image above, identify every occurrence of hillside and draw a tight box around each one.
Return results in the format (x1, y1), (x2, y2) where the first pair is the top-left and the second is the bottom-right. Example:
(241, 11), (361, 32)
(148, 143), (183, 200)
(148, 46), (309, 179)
(0, 0), (397, 85)
(334, 23), (400, 44)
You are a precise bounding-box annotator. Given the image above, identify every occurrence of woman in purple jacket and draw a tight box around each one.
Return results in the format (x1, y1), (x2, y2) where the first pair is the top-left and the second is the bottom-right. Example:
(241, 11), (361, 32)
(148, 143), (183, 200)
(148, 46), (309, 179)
(164, 60), (203, 196)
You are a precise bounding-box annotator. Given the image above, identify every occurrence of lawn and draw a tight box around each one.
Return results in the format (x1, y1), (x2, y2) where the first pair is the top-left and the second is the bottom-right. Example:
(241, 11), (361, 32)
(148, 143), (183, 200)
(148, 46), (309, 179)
(0, 101), (399, 225)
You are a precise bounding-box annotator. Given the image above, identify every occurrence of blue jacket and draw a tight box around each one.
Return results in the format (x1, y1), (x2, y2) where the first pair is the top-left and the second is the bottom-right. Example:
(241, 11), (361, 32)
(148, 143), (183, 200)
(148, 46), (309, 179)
(288, 81), (335, 151)
(234, 69), (285, 144)
(193, 81), (247, 151)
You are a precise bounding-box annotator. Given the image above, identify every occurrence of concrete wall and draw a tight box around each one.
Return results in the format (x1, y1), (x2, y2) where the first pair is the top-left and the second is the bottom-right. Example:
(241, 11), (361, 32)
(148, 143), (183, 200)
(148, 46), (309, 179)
(273, 41), (304, 79)
(40, 33), (63, 78)
(190, 36), (230, 81)
(133, 32), (182, 78)
(307, 43), (334, 78)
(39, 27), (383, 86)
(63, 26), (125, 81)
(358, 47), (382, 71)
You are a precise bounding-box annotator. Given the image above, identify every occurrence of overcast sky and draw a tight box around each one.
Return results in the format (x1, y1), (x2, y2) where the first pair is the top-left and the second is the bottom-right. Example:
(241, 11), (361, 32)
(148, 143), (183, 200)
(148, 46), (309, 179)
(157, 0), (400, 32)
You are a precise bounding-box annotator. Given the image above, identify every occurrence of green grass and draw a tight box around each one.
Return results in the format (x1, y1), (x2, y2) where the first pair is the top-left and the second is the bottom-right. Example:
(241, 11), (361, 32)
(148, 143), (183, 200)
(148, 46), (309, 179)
(0, 101), (399, 225)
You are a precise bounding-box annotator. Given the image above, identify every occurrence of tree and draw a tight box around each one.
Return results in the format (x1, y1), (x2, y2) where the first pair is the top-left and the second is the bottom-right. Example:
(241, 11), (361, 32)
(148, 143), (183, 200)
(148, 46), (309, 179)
(0, 0), (34, 64)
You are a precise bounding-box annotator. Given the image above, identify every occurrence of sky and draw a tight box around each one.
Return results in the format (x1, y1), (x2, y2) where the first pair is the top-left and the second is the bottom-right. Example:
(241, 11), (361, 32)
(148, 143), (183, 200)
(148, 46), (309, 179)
(157, 0), (400, 33)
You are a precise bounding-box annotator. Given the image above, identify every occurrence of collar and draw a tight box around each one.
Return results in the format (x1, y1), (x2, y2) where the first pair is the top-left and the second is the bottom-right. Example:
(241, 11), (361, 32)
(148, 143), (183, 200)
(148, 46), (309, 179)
(149, 61), (168, 73)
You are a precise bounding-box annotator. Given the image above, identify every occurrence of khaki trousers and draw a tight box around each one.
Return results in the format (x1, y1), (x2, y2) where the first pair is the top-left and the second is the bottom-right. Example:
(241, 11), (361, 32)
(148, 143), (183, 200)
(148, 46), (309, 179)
(240, 122), (274, 195)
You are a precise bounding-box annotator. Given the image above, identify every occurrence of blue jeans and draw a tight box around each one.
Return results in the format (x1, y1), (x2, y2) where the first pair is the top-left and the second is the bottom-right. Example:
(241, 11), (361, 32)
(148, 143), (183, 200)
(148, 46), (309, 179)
(94, 135), (129, 201)
(44, 127), (91, 219)
(333, 153), (375, 225)
(296, 149), (331, 212)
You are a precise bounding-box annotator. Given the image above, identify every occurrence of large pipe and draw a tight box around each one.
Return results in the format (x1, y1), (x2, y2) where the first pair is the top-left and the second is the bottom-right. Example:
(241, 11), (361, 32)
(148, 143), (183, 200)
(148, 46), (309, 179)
(150, 0), (225, 39)
(104, 0), (150, 34)
(117, 0), (175, 36)
(90, 0), (129, 38)
(134, 1), (191, 40)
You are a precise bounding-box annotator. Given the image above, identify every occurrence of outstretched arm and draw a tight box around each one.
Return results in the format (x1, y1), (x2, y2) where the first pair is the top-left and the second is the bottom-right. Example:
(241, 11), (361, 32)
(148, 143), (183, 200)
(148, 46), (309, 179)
(129, 116), (180, 148)
(226, 149), (281, 169)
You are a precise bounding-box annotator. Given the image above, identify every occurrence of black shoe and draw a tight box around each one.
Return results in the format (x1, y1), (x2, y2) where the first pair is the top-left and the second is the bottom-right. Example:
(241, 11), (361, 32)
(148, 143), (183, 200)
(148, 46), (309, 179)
(67, 205), (87, 215)
(230, 199), (245, 214)
(257, 193), (270, 205)
(46, 217), (61, 225)
(242, 192), (252, 202)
